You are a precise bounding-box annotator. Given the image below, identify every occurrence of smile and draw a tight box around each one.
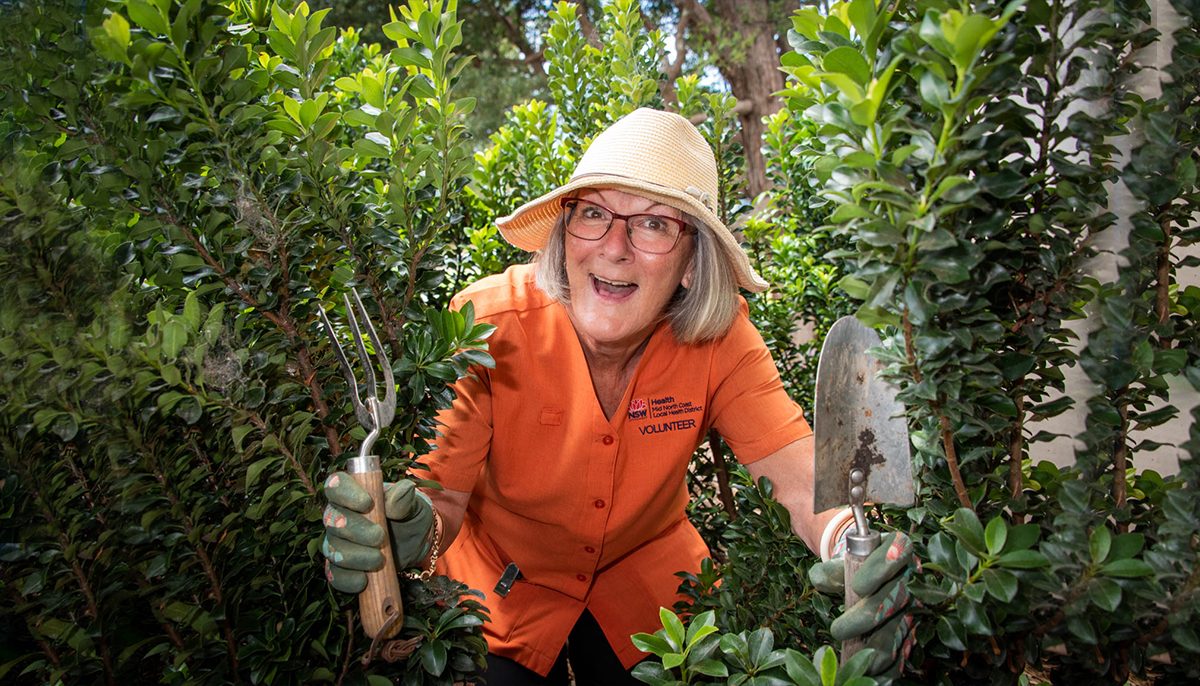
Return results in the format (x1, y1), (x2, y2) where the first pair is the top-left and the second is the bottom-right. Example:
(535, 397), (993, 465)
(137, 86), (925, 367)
(591, 274), (638, 299)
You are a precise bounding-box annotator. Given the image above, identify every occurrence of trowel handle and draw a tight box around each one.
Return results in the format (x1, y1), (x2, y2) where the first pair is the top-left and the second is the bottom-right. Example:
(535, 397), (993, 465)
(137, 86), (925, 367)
(348, 455), (403, 639)
(842, 542), (876, 658)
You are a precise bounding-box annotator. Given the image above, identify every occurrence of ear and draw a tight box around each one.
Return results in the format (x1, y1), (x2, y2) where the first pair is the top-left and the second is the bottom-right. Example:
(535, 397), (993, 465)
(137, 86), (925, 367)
(681, 261), (695, 290)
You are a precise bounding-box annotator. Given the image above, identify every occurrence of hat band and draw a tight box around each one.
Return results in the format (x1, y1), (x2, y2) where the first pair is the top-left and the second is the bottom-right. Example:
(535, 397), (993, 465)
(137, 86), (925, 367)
(569, 173), (717, 212)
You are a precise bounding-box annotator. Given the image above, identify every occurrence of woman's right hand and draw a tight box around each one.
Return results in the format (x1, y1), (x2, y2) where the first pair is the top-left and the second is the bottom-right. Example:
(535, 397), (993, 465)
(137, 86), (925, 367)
(321, 472), (434, 593)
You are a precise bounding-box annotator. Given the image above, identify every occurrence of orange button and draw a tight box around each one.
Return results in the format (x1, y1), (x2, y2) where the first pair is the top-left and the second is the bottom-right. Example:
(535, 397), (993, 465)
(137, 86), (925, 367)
(602, 435), (614, 445)
(584, 546), (596, 554)
(576, 574), (588, 582)
(593, 499), (606, 509)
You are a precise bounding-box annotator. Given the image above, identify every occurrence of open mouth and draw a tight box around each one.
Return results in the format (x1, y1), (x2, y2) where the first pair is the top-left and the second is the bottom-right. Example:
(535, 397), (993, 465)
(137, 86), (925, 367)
(591, 274), (638, 299)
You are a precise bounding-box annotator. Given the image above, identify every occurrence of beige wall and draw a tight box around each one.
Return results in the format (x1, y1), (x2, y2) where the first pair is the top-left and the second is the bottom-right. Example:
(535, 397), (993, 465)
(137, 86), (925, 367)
(1030, 0), (1197, 475)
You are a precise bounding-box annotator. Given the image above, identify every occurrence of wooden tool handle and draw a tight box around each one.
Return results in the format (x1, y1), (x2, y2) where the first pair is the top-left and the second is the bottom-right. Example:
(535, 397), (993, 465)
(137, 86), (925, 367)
(349, 458), (403, 639)
(842, 548), (870, 658)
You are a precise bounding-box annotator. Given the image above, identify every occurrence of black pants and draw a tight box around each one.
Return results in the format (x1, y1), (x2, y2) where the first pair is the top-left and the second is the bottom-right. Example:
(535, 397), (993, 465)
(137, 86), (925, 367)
(480, 610), (643, 686)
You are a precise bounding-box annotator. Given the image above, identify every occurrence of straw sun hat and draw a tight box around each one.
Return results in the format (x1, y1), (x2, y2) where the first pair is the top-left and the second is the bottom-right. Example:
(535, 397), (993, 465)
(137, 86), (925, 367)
(495, 108), (768, 292)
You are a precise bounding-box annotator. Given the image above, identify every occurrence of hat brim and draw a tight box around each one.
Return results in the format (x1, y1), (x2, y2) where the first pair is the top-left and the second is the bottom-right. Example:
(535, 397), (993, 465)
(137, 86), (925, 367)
(495, 174), (768, 293)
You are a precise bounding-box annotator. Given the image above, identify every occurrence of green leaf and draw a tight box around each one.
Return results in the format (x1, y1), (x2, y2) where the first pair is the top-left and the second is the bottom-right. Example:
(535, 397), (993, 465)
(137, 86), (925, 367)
(299, 98), (320, 128)
(161, 363), (181, 387)
(784, 649), (821, 686)
(818, 72), (866, 103)
(630, 663), (675, 686)
(1067, 616), (1097, 644)
(232, 425), (255, 452)
(822, 46), (871, 86)
(51, 413), (79, 441)
(921, 251), (971, 284)
(984, 516), (1007, 555)
(930, 175), (973, 204)
(1089, 578), (1121, 612)
(747, 627), (774, 665)
(1100, 559), (1154, 578)
(660, 607), (685, 651)
(245, 456), (276, 489)
(691, 658), (729, 678)
(953, 14), (995, 73)
(997, 549), (1049, 569)
(94, 13), (132, 64)
(1109, 533), (1144, 560)
(127, 0), (170, 35)
(919, 70), (949, 108)
(354, 137), (391, 159)
(979, 169), (1026, 198)
(817, 645), (837, 685)
(419, 639), (448, 675)
(382, 20), (418, 44)
(1004, 523), (1040, 552)
(392, 46), (430, 68)
(183, 291), (202, 331)
(846, 0), (877, 38)
(202, 302), (226, 344)
(982, 568), (1018, 603)
(944, 508), (986, 556)
(631, 632), (673, 657)
(662, 652), (685, 669)
(162, 319), (187, 359)
(105, 12), (131, 49)
(685, 610), (718, 646)
(838, 275), (870, 301)
(408, 75), (436, 100)
(1089, 525), (1112, 564)
(958, 598), (991, 635)
(283, 96), (302, 124)
(1172, 626), (1200, 653)
(175, 398), (202, 425)
(936, 615), (966, 651)
(830, 203), (871, 222)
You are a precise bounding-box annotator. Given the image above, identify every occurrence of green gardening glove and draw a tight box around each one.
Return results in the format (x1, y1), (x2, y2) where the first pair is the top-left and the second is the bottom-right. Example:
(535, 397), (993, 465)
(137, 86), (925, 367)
(321, 472), (434, 594)
(809, 531), (917, 680)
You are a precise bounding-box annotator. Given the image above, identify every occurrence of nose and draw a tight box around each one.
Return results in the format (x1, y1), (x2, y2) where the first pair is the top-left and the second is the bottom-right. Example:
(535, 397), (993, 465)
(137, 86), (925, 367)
(599, 216), (634, 259)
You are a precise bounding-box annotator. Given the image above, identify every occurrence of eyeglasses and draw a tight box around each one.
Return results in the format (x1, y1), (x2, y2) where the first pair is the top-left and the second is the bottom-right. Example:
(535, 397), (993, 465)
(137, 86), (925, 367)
(559, 197), (694, 254)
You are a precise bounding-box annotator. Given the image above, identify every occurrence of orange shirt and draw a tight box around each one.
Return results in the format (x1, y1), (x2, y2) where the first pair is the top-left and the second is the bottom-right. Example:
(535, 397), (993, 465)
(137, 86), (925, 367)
(417, 264), (811, 675)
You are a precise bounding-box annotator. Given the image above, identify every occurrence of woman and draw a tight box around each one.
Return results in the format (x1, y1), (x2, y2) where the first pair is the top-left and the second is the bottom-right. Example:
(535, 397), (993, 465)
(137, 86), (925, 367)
(322, 109), (911, 684)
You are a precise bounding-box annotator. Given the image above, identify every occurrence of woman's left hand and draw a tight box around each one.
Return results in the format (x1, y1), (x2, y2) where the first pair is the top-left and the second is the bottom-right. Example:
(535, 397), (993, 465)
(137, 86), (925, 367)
(809, 531), (917, 679)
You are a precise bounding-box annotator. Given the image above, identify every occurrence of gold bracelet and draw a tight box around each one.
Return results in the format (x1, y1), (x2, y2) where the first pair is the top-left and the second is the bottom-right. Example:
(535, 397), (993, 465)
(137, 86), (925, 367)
(408, 509), (443, 581)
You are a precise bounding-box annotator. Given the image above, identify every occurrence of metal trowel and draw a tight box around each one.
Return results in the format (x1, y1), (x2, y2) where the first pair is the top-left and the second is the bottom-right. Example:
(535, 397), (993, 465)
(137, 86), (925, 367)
(813, 316), (915, 657)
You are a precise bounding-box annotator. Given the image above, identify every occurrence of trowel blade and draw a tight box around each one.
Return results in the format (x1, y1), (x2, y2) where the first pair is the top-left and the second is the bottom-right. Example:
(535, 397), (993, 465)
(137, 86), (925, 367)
(812, 316), (914, 513)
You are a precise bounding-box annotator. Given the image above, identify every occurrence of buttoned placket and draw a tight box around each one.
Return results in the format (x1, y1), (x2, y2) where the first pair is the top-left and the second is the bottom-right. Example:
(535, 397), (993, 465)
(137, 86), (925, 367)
(579, 414), (620, 588)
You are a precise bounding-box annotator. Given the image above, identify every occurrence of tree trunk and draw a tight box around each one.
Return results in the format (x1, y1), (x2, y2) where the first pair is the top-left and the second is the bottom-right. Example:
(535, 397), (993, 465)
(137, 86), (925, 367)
(691, 0), (787, 197)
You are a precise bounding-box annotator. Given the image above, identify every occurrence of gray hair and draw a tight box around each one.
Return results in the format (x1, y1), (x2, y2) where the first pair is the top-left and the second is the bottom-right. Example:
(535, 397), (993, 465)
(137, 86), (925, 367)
(534, 214), (740, 344)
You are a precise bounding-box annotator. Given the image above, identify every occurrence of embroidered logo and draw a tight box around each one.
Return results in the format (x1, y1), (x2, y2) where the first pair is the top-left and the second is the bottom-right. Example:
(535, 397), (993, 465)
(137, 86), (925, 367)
(648, 395), (704, 419)
(628, 398), (648, 420)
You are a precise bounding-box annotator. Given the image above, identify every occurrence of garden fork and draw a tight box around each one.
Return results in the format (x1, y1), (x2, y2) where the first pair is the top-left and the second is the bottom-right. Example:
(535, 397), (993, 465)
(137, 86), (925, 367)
(319, 289), (404, 646)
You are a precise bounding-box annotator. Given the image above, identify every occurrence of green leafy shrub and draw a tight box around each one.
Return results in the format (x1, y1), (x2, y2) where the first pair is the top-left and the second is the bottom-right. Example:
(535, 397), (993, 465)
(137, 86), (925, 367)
(632, 608), (878, 686)
(678, 472), (835, 656)
(0, 0), (492, 683)
(781, 0), (1200, 681)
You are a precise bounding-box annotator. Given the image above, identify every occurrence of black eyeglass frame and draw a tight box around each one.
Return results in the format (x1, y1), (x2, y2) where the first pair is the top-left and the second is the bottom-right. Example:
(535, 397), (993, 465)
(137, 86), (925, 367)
(559, 197), (695, 254)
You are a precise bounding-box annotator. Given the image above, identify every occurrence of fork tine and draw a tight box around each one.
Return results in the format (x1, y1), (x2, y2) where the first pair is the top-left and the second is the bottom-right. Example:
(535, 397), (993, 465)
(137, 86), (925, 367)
(349, 288), (396, 427)
(322, 297), (374, 430)
(319, 306), (364, 412)
(344, 292), (377, 419)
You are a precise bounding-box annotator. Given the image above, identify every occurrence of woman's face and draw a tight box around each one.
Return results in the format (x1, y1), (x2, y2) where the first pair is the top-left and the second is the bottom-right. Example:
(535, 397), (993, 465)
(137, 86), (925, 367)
(563, 188), (695, 354)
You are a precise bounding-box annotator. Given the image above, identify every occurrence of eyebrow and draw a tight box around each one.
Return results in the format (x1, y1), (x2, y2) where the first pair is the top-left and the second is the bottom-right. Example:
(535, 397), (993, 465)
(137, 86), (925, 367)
(582, 191), (679, 216)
